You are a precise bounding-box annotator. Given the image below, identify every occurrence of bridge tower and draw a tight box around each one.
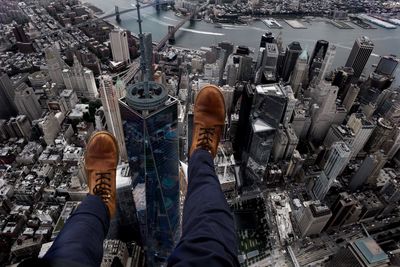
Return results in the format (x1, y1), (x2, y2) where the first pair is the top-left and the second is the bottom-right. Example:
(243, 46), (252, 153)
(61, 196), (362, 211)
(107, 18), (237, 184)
(115, 6), (121, 23)
(155, 0), (161, 11)
(168, 26), (175, 44)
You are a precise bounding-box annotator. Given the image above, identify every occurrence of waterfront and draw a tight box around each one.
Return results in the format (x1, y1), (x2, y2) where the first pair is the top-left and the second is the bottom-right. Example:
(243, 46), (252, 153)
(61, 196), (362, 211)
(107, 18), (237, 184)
(84, 0), (400, 85)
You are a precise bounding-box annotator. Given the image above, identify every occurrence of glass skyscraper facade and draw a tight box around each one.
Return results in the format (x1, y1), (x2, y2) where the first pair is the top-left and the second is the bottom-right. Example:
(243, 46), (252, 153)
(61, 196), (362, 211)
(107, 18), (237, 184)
(119, 97), (180, 265)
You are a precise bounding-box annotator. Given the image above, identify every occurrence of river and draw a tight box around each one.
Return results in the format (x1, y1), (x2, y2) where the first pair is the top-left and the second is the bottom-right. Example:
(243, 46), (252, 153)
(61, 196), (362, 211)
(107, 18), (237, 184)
(84, 0), (400, 85)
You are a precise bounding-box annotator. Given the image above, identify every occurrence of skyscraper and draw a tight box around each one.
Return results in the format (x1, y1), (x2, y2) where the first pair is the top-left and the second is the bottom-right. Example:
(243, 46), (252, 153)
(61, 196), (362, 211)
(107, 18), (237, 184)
(62, 56), (98, 100)
(119, 5), (179, 264)
(308, 40), (329, 84)
(329, 238), (389, 267)
(244, 118), (276, 183)
(100, 75), (128, 162)
(282, 41), (302, 82)
(346, 113), (375, 158)
(44, 46), (66, 88)
(312, 142), (350, 200)
(297, 201), (332, 237)
(290, 49), (308, 94)
(364, 117), (393, 153)
(12, 26), (29, 43)
(252, 83), (287, 128)
(313, 44), (336, 86)
(309, 40), (329, 73)
(0, 73), (18, 119)
(333, 67), (355, 99)
(345, 36), (374, 83)
(255, 42), (279, 83)
(342, 84), (360, 112)
(375, 55), (399, 76)
(325, 192), (360, 229)
(110, 29), (130, 63)
(14, 84), (42, 121)
(349, 155), (377, 191)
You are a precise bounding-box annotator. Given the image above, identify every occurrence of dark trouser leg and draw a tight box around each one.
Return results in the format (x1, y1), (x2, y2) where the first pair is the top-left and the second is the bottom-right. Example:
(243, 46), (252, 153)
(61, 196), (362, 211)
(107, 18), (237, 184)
(168, 149), (239, 267)
(43, 195), (109, 267)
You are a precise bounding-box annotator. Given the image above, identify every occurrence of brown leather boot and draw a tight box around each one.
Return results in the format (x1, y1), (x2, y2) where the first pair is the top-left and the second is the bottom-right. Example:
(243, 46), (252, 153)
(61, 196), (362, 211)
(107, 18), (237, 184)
(190, 84), (225, 158)
(85, 131), (119, 218)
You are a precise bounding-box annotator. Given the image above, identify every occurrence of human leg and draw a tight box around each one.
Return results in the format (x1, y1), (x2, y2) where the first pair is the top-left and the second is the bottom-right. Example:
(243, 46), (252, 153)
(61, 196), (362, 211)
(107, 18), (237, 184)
(43, 131), (119, 267)
(168, 85), (239, 267)
(43, 195), (109, 267)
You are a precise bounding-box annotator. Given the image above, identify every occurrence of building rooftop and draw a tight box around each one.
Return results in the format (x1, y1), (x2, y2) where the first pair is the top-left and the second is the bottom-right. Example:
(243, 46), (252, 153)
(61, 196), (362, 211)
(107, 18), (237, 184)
(255, 83), (284, 96)
(354, 237), (388, 264)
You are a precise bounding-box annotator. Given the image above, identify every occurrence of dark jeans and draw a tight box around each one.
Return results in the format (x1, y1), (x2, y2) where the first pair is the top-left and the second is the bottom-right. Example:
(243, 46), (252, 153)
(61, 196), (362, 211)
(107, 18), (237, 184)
(42, 149), (239, 267)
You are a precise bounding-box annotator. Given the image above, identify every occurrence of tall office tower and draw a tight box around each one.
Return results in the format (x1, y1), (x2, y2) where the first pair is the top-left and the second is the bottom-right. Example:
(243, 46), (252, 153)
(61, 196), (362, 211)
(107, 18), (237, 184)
(328, 238), (389, 267)
(100, 75), (128, 162)
(12, 25), (29, 43)
(290, 49), (308, 95)
(368, 151), (388, 185)
(220, 85), (234, 117)
(364, 118), (393, 153)
(39, 112), (61, 145)
(313, 45), (336, 86)
(308, 81), (339, 143)
(62, 56), (99, 100)
(309, 40), (329, 74)
(44, 46), (66, 88)
(119, 4), (179, 264)
(359, 70), (395, 106)
(282, 85), (296, 126)
(374, 89), (398, 117)
(252, 84), (287, 128)
(244, 118), (276, 182)
(238, 55), (253, 82)
(349, 155), (377, 191)
(226, 64), (237, 86)
(297, 201), (331, 238)
(383, 97), (400, 126)
(8, 115), (31, 140)
(110, 29), (130, 63)
(264, 43), (279, 74)
(0, 73), (18, 119)
(255, 43), (279, 83)
(282, 41), (302, 82)
(291, 104), (311, 140)
(218, 41), (234, 66)
(286, 150), (304, 178)
(345, 36), (374, 83)
(332, 67), (355, 99)
(14, 84), (42, 121)
(323, 125), (355, 148)
(342, 84), (360, 112)
(325, 192), (359, 229)
(272, 126), (288, 162)
(259, 32), (275, 48)
(312, 142), (350, 200)
(234, 83), (255, 159)
(284, 125), (298, 160)
(386, 127), (400, 159)
(346, 113), (375, 158)
(375, 55), (399, 76)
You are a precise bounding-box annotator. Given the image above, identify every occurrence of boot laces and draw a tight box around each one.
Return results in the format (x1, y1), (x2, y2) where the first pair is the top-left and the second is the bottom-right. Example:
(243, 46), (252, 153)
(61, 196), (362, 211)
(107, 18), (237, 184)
(93, 172), (112, 203)
(196, 127), (215, 152)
